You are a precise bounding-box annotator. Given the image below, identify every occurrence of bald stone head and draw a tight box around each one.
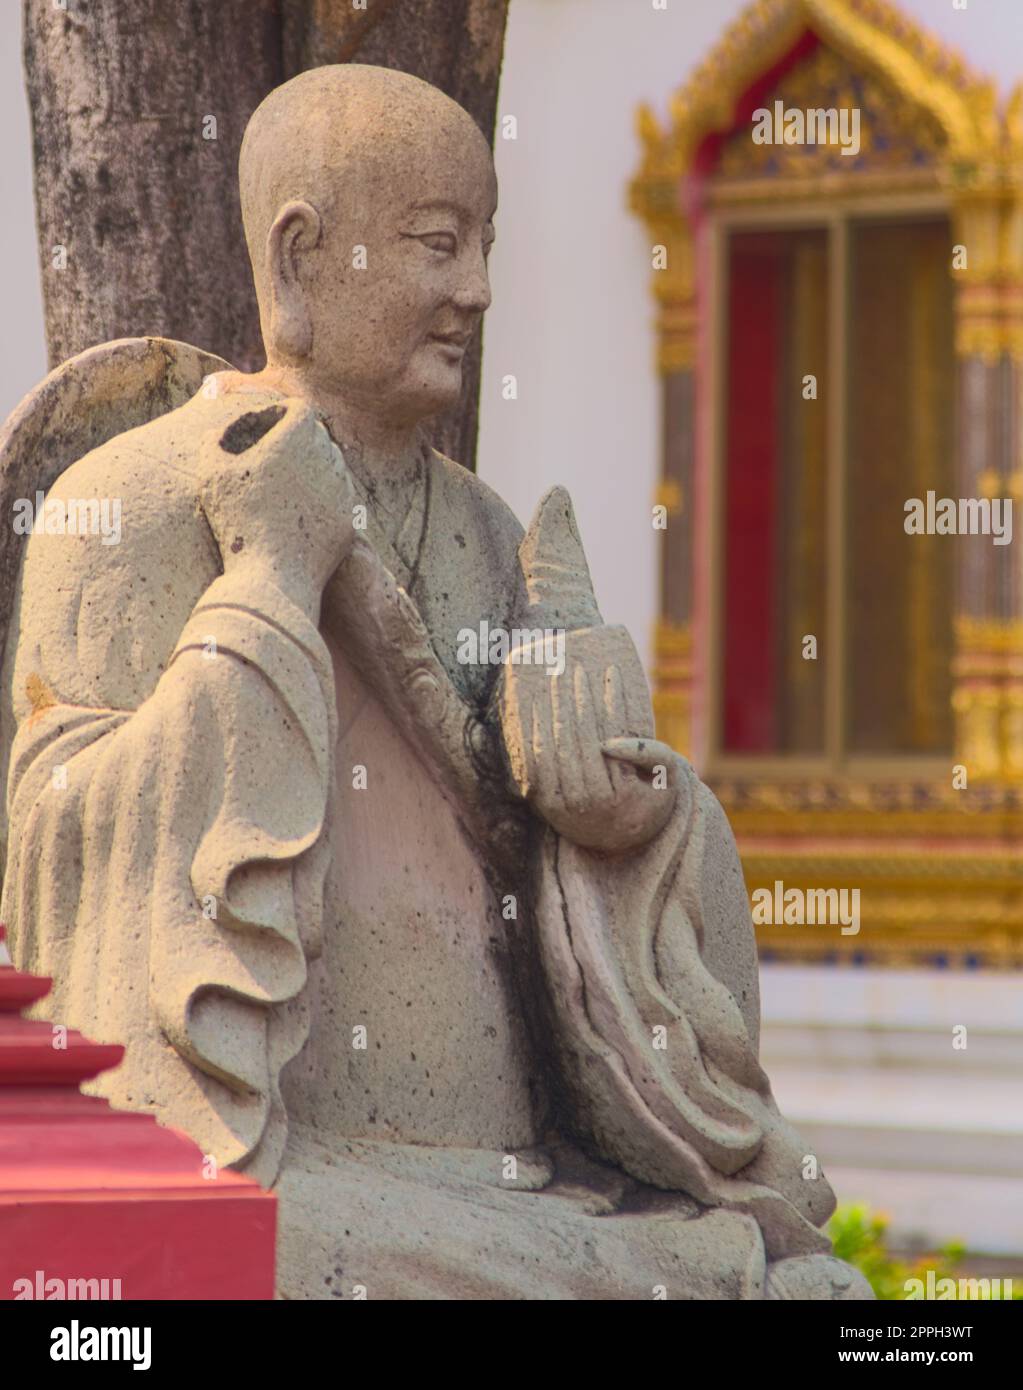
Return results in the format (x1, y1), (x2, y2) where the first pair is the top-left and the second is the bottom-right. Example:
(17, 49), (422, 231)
(239, 65), (497, 429)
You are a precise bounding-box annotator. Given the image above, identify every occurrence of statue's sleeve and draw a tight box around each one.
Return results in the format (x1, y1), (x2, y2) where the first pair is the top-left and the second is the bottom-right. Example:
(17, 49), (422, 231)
(503, 484), (836, 1258)
(533, 748), (837, 1262)
(1, 565), (336, 1186)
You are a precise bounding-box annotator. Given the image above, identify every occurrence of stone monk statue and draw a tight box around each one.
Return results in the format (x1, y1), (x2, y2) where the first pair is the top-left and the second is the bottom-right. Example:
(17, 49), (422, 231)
(0, 65), (869, 1300)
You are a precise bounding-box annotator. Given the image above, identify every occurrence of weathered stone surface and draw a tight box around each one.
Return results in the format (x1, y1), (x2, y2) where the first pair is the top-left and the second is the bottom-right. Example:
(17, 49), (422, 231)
(0, 65), (871, 1300)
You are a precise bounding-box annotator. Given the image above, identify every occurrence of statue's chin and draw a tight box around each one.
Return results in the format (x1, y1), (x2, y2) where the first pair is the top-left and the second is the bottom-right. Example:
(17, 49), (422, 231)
(401, 350), (467, 419)
(402, 383), (464, 427)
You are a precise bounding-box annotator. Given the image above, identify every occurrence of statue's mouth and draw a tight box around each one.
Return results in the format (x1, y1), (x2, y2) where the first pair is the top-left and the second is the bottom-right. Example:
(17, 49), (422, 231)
(427, 330), (472, 353)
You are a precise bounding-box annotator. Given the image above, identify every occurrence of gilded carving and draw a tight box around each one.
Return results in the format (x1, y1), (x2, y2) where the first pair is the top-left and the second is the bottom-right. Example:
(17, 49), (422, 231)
(631, 0), (1023, 967)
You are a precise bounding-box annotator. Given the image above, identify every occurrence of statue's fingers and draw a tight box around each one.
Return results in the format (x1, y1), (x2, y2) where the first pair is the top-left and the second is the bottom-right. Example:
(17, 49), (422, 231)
(604, 752), (635, 798)
(574, 664), (614, 800)
(601, 736), (677, 783)
(623, 674), (655, 741)
(603, 664), (629, 739)
(503, 674), (536, 798)
(531, 686), (560, 810)
(551, 668), (586, 812)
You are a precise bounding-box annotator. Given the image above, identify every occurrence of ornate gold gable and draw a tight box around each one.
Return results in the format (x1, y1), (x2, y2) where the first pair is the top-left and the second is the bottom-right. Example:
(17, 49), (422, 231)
(631, 0), (1020, 370)
(634, 0), (1002, 180)
(716, 43), (946, 179)
(630, 0), (1023, 969)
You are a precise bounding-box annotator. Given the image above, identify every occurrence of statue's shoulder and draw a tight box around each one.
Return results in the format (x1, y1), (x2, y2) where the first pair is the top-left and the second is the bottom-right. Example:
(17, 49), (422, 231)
(0, 335), (231, 496)
(428, 448), (525, 565)
(50, 387), (215, 498)
(14, 387), (233, 601)
(0, 338), (232, 660)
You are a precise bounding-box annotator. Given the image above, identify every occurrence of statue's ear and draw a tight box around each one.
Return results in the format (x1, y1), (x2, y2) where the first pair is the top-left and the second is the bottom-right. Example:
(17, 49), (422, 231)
(266, 199), (322, 362)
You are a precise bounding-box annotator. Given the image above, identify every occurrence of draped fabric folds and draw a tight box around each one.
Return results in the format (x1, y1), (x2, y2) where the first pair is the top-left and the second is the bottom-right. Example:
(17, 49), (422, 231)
(3, 386), (833, 1260)
(2, 571), (336, 1186)
(535, 763), (835, 1260)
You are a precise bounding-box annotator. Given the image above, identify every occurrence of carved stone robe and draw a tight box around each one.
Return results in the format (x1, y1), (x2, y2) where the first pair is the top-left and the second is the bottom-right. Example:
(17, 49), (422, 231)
(1, 367), (865, 1299)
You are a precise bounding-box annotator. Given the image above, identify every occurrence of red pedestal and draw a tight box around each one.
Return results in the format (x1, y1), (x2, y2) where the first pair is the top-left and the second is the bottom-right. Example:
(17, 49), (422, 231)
(0, 927), (276, 1300)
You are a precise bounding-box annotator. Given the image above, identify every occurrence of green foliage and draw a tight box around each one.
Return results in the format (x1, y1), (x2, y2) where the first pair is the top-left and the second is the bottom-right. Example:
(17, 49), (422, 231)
(829, 1204), (980, 1301)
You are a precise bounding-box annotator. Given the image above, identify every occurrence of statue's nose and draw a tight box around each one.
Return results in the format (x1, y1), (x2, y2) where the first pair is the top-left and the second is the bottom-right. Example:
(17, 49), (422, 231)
(453, 253), (492, 314)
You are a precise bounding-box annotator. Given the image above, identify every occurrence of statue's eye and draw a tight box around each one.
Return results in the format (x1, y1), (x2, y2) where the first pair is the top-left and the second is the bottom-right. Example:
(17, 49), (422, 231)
(417, 231), (457, 255)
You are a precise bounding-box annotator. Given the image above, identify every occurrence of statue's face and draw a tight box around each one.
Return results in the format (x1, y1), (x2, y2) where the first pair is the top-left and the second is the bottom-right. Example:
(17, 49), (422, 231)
(304, 115), (497, 427)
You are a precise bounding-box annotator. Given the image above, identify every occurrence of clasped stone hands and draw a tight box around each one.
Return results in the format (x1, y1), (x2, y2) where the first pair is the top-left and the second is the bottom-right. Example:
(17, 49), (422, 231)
(498, 487), (678, 854)
(499, 628), (679, 854)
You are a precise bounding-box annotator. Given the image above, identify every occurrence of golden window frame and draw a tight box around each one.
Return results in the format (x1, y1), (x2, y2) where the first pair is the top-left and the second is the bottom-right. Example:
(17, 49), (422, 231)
(629, 0), (1023, 968)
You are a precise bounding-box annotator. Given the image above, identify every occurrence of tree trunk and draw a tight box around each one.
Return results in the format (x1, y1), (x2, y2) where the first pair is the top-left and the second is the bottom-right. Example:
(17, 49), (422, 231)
(23, 0), (283, 375)
(23, 0), (509, 470)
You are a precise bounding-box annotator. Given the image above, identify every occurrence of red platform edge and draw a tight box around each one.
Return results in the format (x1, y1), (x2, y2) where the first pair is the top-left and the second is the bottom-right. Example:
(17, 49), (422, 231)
(0, 924), (276, 1299)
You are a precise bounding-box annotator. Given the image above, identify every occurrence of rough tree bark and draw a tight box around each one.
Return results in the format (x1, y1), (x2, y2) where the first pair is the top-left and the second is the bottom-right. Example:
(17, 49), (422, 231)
(22, 0), (510, 470)
(23, 0), (283, 375)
